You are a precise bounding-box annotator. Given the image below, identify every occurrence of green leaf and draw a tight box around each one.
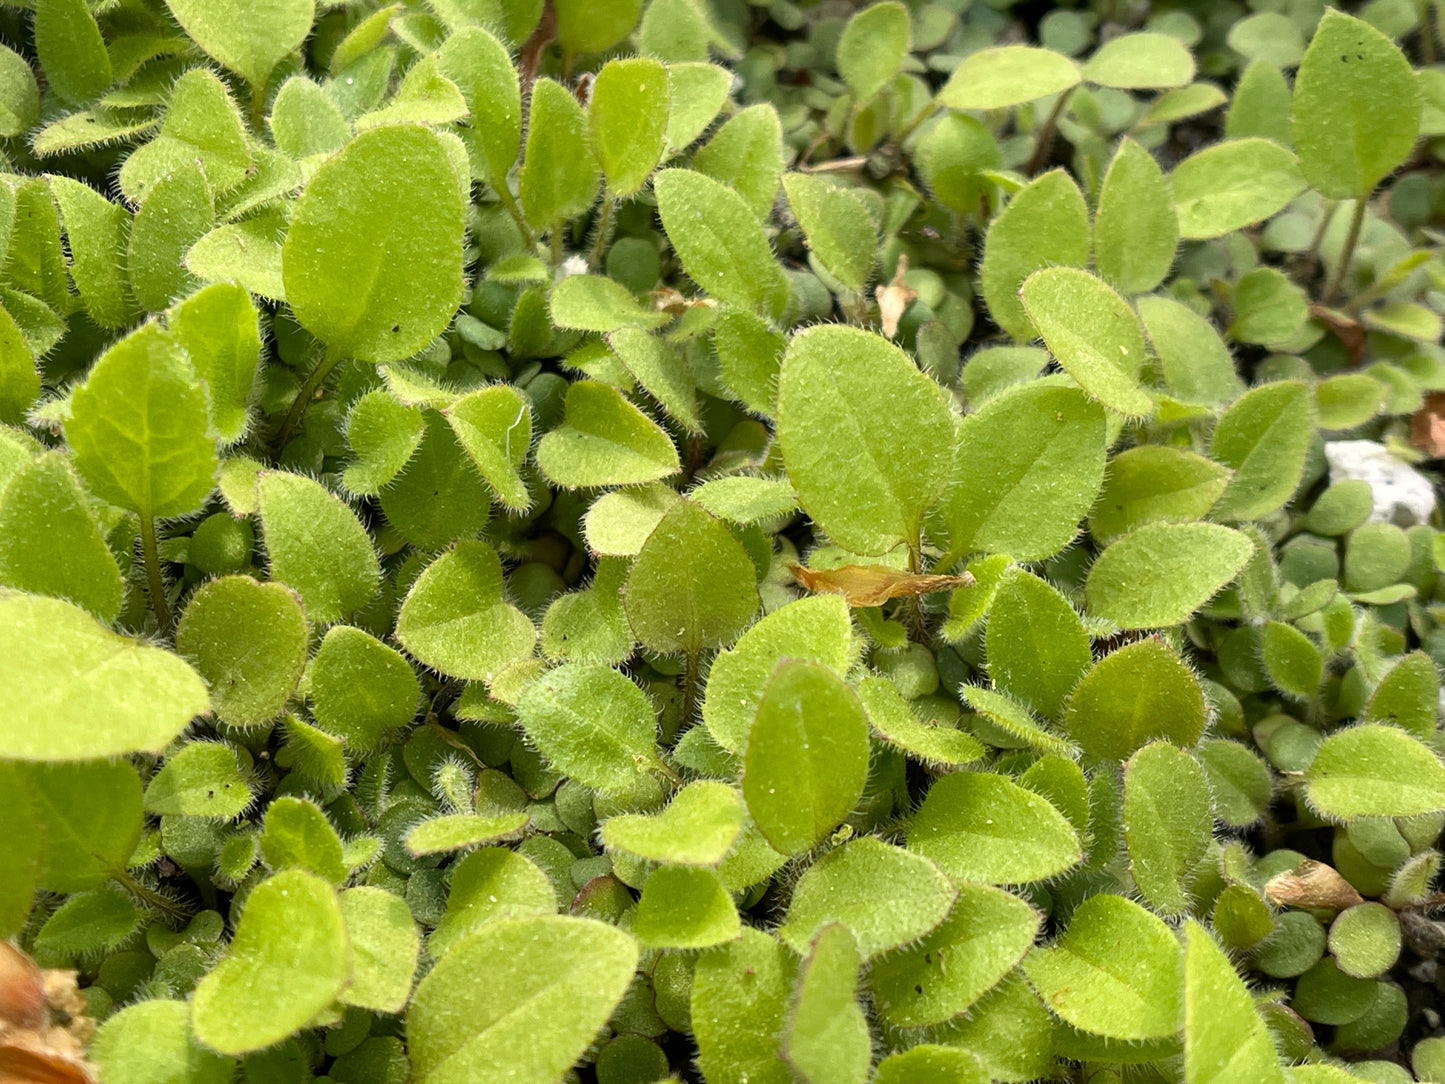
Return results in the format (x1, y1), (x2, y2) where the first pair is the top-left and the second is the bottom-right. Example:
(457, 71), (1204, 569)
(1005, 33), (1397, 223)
(857, 675), (986, 767)
(520, 77), (599, 231)
(958, 683), (1074, 757)
(1020, 267), (1152, 417)
(1198, 739), (1274, 828)
(1123, 742), (1212, 914)
(406, 915), (638, 1084)
(1210, 381), (1315, 520)
(550, 274), (669, 333)
(356, 54), (467, 130)
(343, 390), (425, 495)
(283, 125), (465, 362)
(1083, 32), (1195, 89)
(869, 883), (1041, 1028)
(0, 44), (38, 137)
(690, 475), (797, 524)
(35, 885), (140, 957)
(535, 380), (679, 488)
(405, 813), (529, 856)
(166, 0), (314, 90)
(937, 45), (1081, 110)
(1093, 137), (1176, 294)
(1227, 59), (1294, 144)
(1170, 138), (1308, 240)
(191, 869), (349, 1055)
(396, 540), (536, 682)
(1365, 651), (1440, 738)
(144, 741), (252, 820)
(908, 770), (1081, 883)
(782, 924), (870, 1084)
(515, 662), (661, 792)
(311, 625), (419, 753)
(281, 713), (346, 789)
(1229, 267), (1308, 346)
(602, 780), (744, 865)
(782, 173), (877, 295)
(986, 569), (1090, 720)
(258, 470), (379, 624)
(6, 178), (67, 314)
(917, 113), (1002, 215)
(623, 499), (758, 657)
(0, 763), (40, 934)
(777, 324), (953, 556)
(1315, 372), (1386, 430)
(91, 1000), (233, 1084)
(1063, 637), (1207, 759)
(435, 27), (520, 189)
(742, 660), (870, 855)
(259, 794), (347, 881)
(185, 218), (287, 303)
(49, 176), (131, 329)
(1023, 893), (1182, 1040)
(376, 411), (492, 551)
(174, 575), (309, 729)
(1292, 9), (1421, 198)
(779, 837), (956, 959)
(0, 593), (207, 760)
(168, 284), (260, 444)
(633, 866), (739, 949)
(119, 70), (252, 202)
(0, 452), (123, 622)
(703, 594), (854, 754)
(1088, 445), (1231, 542)
(584, 484), (680, 556)
(554, 0), (642, 57)
(1085, 522), (1254, 630)
(836, 2), (910, 104)
(979, 170), (1091, 342)
(694, 104), (785, 221)
(608, 328), (701, 433)
(1183, 921), (1286, 1084)
(875, 1047), (988, 1084)
(1136, 295), (1244, 407)
(34, 0), (111, 105)
(665, 62), (732, 153)
(712, 308), (783, 415)
(443, 385), (533, 512)
(1305, 724), (1445, 819)
(66, 323), (217, 520)
(693, 928), (796, 1084)
(1329, 901), (1401, 979)
(24, 760), (141, 891)
(589, 57), (669, 197)
(336, 886), (419, 1013)
(128, 162), (213, 313)
(1260, 619), (1323, 698)
(654, 168), (789, 319)
(947, 383), (1106, 562)
(429, 847), (557, 960)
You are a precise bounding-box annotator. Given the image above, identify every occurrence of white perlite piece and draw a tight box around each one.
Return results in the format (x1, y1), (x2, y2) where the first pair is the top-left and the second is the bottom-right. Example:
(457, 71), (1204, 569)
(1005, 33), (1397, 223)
(1324, 440), (1437, 527)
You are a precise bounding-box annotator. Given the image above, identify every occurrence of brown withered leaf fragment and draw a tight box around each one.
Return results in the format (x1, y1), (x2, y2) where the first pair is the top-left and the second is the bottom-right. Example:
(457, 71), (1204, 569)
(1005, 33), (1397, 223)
(0, 946), (44, 1032)
(1264, 859), (1365, 911)
(1409, 392), (1445, 457)
(0, 945), (97, 1084)
(875, 254), (917, 338)
(1309, 304), (1365, 367)
(789, 563), (975, 607)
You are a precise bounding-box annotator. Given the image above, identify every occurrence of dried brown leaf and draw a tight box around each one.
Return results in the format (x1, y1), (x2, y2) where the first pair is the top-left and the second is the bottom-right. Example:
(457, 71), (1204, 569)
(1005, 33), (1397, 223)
(875, 254), (917, 338)
(1264, 859), (1365, 911)
(789, 563), (974, 607)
